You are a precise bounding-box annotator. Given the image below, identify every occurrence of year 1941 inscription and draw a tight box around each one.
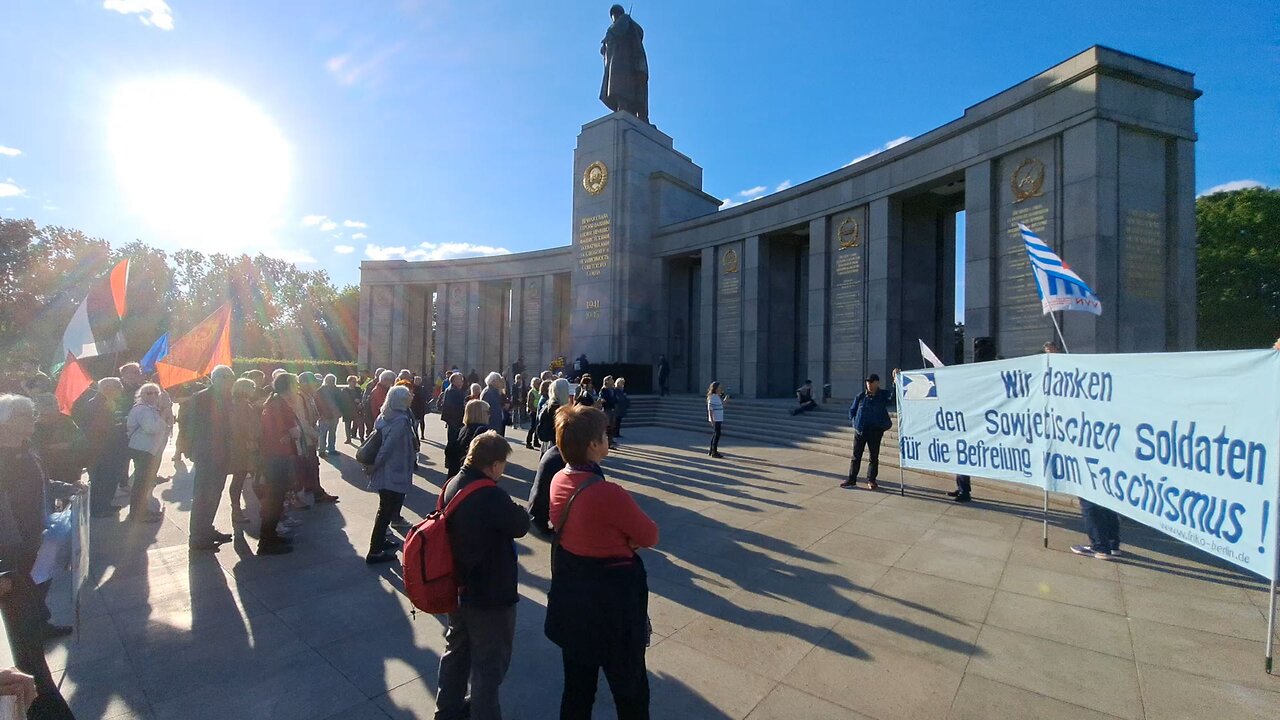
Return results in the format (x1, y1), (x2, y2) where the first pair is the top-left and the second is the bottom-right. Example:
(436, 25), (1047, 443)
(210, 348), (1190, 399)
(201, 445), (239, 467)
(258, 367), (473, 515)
(577, 213), (611, 277)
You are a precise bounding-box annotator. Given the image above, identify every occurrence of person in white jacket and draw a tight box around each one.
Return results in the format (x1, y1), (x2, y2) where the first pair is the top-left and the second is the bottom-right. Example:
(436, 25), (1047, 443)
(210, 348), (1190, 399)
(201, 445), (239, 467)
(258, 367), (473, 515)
(126, 382), (169, 523)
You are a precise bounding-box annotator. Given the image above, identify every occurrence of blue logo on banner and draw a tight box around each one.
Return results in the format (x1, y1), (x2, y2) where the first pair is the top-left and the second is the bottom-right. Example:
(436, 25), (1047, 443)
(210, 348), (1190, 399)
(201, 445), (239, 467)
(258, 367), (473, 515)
(901, 372), (937, 400)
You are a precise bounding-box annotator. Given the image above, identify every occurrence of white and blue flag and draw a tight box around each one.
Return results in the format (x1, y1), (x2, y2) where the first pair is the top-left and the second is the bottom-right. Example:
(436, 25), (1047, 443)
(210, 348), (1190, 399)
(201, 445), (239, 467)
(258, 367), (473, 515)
(1019, 223), (1102, 316)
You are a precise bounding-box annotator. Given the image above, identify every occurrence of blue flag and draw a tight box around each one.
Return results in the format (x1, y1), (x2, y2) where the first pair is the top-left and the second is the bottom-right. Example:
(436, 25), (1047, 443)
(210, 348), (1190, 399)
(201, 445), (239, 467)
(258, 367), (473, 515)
(1019, 223), (1103, 316)
(140, 333), (169, 375)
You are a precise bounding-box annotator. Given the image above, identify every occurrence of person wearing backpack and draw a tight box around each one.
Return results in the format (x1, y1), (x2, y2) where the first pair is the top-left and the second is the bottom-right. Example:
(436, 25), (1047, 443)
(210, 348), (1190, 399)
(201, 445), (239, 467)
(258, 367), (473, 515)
(546, 404), (658, 720)
(433, 431), (529, 720)
(365, 385), (418, 565)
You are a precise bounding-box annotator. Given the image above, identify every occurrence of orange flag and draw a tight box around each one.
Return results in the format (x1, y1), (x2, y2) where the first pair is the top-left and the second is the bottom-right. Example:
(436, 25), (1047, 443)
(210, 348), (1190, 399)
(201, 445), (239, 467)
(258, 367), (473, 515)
(54, 352), (93, 415)
(155, 305), (232, 389)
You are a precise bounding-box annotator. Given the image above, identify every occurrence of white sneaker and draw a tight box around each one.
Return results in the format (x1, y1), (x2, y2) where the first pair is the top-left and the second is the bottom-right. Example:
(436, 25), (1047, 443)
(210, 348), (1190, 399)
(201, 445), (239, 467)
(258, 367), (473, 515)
(1070, 544), (1112, 560)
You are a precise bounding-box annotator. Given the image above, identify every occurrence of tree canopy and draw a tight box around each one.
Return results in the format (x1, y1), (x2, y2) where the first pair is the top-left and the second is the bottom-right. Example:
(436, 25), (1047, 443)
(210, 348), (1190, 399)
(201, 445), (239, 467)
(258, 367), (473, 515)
(1196, 186), (1280, 350)
(0, 217), (357, 375)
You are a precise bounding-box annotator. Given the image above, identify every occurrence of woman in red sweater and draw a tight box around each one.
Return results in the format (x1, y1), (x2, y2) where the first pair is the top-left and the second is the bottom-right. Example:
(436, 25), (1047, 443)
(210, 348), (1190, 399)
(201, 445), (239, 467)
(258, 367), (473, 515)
(545, 404), (657, 720)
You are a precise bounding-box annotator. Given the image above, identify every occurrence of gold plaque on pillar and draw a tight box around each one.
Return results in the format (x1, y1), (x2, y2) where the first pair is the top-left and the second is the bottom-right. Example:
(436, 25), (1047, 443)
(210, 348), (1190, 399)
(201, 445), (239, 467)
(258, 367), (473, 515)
(582, 161), (609, 195)
(837, 217), (861, 249)
(1011, 158), (1045, 203)
(722, 248), (739, 274)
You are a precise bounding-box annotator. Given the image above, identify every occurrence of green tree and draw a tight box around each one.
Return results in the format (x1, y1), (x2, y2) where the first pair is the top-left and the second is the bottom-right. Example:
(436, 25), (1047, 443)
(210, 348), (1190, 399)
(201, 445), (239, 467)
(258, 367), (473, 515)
(1196, 187), (1280, 349)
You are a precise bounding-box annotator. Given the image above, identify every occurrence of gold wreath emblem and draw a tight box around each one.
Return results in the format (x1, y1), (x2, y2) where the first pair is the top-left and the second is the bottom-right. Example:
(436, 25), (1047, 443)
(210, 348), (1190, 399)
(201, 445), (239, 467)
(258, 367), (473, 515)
(582, 161), (609, 195)
(1011, 158), (1046, 203)
(837, 217), (861, 249)
(722, 248), (739, 274)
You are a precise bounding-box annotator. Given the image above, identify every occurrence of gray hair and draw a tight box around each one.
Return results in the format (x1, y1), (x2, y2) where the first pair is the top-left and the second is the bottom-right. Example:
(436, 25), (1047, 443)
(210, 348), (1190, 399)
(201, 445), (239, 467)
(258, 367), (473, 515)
(485, 371), (503, 387)
(379, 370), (396, 385)
(551, 378), (571, 406)
(98, 377), (124, 394)
(210, 365), (235, 384)
(323, 373), (338, 386)
(0, 394), (35, 425)
(135, 382), (162, 403)
(470, 383), (482, 397)
(616, 377), (626, 388)
(381, 385), (413, 418)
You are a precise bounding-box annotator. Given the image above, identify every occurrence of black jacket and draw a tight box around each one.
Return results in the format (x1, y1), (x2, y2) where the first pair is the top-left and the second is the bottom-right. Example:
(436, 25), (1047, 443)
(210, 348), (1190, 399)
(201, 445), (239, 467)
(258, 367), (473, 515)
(441, 466), (530, 609)
(536, 402), (561, 444)
(439, 386), (465, 427)
(0, 444), (74, 576)
(526, 444), (566, 526)
(186, 387), (233, 467)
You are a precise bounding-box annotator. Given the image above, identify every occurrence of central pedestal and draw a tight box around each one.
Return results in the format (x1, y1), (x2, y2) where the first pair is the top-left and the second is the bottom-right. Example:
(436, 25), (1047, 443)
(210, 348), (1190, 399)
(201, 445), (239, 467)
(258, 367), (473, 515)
(569, 112), (719, 364)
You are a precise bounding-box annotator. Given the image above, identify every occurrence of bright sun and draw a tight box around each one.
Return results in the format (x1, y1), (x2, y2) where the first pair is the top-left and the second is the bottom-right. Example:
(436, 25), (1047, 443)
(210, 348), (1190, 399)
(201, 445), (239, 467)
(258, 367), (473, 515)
(108, 76), (291, 248)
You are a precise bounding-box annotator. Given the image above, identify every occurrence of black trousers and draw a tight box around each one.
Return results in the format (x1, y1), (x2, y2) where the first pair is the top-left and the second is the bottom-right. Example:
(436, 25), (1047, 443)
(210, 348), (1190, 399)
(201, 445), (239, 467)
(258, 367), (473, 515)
(525, 420), (538, 447)
(560, 646), (650, 720)
(709, 421), (722, 453)
(2, 575), (76, 719)
(849, 429), (884, 482)
(792, 399), (818, 415)
(955, 474), (972, 497)
(258, 456), (292, 545)
(370, 489), (405, 554)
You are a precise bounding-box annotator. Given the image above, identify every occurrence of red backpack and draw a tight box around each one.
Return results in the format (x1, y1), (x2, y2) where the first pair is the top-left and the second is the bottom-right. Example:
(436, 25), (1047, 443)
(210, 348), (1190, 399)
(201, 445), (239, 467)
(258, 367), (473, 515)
(402, 479), (496, 614)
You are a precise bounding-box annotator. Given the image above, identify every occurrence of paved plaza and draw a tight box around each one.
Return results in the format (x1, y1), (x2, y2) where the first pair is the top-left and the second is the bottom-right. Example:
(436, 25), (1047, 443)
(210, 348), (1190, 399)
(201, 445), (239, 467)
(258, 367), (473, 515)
(46, 421), (1278, 719)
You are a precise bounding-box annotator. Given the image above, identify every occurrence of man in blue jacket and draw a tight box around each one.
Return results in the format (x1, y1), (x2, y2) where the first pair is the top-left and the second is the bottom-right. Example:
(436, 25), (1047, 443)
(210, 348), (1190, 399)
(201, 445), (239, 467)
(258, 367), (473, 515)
(843, 373), (891, 490)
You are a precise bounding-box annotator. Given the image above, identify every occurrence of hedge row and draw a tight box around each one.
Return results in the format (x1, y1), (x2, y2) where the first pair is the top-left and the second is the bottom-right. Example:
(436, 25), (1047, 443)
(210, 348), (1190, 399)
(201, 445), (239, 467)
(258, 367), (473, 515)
(233, 357), (359, 378)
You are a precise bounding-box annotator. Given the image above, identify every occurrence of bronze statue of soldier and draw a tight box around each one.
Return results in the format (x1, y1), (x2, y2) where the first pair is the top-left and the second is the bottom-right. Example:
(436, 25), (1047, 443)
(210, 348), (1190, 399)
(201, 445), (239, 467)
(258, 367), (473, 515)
(600, 4), (649, 122)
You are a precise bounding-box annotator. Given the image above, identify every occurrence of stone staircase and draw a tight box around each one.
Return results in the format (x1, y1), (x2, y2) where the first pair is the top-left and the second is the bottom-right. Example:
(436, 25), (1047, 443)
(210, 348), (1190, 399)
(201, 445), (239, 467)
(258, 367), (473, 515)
(623, 394), (906, 468)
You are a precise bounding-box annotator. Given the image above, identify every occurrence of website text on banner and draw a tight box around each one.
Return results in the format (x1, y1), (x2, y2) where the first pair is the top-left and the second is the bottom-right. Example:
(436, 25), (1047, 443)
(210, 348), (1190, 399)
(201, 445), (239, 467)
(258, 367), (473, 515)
(896, 350), (1280, 580)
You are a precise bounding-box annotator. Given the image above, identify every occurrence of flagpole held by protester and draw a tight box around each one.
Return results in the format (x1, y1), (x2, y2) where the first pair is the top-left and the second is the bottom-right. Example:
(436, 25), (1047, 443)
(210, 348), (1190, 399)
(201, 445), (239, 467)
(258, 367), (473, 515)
(1019, 222), (1103, 549)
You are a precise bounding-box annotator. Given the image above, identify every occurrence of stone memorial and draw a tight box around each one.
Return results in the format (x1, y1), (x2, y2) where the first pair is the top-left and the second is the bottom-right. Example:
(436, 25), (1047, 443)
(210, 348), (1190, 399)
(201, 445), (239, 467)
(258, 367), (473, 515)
(360, 34), (1199, 398)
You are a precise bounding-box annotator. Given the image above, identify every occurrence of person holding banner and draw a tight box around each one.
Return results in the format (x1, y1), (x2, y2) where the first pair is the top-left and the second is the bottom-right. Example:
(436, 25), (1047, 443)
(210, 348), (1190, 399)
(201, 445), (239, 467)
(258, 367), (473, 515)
(1071, 500), (1122, 559)
(842, 374), (891, 490)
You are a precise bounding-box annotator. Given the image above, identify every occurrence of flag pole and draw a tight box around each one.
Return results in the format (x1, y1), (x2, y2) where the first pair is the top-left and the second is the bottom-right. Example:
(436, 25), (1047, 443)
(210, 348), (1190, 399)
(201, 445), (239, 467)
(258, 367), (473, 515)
(1267, 464), (1279, 674)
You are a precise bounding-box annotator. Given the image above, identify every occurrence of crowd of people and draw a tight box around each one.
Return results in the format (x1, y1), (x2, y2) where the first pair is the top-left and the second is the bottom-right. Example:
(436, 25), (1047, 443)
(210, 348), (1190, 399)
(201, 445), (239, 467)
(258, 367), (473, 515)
(2, 336), (1163, 719)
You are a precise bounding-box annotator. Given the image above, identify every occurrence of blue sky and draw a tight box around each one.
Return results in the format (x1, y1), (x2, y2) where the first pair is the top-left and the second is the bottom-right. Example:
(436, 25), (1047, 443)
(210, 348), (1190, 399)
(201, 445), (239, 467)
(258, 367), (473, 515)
(1, 1), (1276, 289)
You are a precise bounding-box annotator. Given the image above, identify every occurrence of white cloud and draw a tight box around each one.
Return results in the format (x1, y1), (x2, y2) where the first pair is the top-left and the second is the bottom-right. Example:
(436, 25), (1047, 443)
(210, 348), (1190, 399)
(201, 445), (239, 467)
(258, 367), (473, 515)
(343, 219), (367, 228)
(351, 232), (367, 240)
(720, 197), (742, 210)
(775, 180), (792, 192)
(846, 135), (914, 167)
(319, 220), (337, 232)
(302, 214), (328, 226)
(334, 245), (355, 254)
(102, 0), (174, 30)
(0, 146), (20, 157)
(263, 246), (316, 264)
(326, 42), (407, 87)
(1198, 179), (1267, 197)
(365, 242), (511, 262)
(738, 185), (768, 198)
(0, 181), (26, 198)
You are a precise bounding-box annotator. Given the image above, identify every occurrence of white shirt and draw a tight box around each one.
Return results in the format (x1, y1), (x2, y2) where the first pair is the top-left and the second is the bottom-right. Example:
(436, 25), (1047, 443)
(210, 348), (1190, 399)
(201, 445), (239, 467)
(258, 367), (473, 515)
(707, 394), (724, 423)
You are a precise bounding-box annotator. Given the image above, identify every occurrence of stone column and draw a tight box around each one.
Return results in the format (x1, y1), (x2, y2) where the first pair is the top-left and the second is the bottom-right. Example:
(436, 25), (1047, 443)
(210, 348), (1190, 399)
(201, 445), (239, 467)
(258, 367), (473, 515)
(406, 285), (426, 375)
(424, 286), (437, 376)
(963, 161), (995, 362)
(391, 284), (408, 372)
(465, 281), (480, 373)
(507, 280), (523, 379)
(866, 197), (903, 377)
(806, 217), (829, 397)
(540, 275), (556, 372)
(1170, 137), (1197, 350)
(1060, 120), (1115, 353)
(741, 235), (766, 398)
(698, 246), (715, 391)
(357, 281), (372, 371)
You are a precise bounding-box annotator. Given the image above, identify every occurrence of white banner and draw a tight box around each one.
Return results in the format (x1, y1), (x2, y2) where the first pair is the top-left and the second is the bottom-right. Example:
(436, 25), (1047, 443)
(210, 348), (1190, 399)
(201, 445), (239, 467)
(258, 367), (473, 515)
(896, 350), (1280, 580)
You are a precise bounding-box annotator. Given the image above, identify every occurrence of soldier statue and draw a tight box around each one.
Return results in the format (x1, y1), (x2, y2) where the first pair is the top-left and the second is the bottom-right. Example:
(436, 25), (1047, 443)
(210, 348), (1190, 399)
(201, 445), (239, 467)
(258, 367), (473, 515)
(600, 4), (649, 122)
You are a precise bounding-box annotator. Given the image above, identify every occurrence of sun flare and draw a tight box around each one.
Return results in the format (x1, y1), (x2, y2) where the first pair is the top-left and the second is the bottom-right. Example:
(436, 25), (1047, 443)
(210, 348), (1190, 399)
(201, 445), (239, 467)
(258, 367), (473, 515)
(108, 76), (291, 248)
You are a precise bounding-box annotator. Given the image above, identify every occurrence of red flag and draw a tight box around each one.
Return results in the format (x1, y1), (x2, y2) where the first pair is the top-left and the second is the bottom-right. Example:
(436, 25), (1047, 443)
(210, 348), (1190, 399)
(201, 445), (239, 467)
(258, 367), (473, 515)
(155, 305), (233, 389)
(54, 352), (93, 415)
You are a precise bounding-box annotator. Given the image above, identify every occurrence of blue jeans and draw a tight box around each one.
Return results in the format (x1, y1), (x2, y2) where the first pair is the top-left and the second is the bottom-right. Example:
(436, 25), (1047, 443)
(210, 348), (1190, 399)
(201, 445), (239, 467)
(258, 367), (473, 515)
(318, 420), (337, 453)
(1080, 499), (1121, 551)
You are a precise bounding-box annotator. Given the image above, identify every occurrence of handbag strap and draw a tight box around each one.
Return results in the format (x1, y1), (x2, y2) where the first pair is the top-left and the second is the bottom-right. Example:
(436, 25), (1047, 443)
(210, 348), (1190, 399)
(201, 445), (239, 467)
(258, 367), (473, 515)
(552, 473), (604, 555)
